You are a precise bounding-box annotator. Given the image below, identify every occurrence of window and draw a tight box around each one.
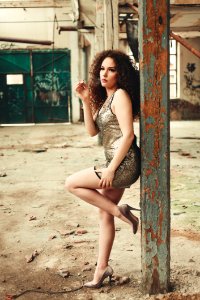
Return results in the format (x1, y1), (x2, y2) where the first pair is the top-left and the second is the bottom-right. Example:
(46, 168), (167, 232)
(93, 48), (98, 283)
(169, 39), (177, 98)
(6, 74), (23, 85)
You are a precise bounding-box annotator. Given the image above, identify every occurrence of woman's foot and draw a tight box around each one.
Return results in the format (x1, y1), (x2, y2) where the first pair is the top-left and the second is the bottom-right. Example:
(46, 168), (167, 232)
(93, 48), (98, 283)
(118, 204), (140, 234)
(84, 265), (113, 288)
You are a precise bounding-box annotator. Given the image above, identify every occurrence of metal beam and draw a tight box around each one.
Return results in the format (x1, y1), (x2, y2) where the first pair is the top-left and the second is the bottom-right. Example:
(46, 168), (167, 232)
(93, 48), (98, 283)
(170, 31), (200, 59)
(58, 26), (77, 33)
(139, 0), (170, 295)
(0, 37), (53, 45)
(171, 26), (200, 32)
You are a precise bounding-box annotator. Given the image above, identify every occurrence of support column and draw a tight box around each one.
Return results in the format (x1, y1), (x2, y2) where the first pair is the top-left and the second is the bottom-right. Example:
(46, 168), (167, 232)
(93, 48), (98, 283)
(139, 0), (170, 294)
(104, 0), (119, 49)
(95, 0), (119, 53)
(95, 0), (105, 53)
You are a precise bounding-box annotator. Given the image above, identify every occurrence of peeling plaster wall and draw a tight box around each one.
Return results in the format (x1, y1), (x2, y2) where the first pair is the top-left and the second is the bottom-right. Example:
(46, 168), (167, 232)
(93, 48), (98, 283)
(0, 8), (73, 49)
(171, 37), (200, 120)
(0, 7), (81, 122)
(179, 37), (200, 103)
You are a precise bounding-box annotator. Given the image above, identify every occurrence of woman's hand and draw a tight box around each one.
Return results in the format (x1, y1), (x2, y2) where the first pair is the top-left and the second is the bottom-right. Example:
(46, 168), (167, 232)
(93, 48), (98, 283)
(75, 81), (90, 104)
(98, 167), (115, 188)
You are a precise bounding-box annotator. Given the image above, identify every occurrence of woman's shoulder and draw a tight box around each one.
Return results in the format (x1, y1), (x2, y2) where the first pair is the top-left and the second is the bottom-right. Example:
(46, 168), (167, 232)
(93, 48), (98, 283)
(111, 89), (132, 112)
(114, 89), (131, 101)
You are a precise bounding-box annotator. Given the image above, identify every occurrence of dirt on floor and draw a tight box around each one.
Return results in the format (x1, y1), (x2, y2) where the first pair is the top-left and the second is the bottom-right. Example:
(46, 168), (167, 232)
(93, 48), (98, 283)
(0, 121), (199, 300)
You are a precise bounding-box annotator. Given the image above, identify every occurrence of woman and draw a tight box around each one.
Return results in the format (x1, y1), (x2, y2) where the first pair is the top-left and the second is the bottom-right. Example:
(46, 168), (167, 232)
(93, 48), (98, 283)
(65, 49), (140, 288)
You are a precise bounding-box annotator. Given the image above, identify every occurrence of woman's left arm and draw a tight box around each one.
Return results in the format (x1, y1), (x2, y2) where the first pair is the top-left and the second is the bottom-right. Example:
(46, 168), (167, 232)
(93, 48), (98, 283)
(99, 89), (135, 188)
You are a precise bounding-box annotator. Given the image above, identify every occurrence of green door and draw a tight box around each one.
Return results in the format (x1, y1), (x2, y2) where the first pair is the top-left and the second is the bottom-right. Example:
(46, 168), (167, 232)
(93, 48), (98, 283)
(0, 51), (30, 123)
(7, 83), (26, 123)
(33, 50), (71, 123)
(0, 75), (7, 123)
(0, 50), (71, 124)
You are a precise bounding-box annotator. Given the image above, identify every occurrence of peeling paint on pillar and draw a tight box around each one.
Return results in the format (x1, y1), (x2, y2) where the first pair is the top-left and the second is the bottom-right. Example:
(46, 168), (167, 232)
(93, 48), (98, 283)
(139, 0), (170, 295)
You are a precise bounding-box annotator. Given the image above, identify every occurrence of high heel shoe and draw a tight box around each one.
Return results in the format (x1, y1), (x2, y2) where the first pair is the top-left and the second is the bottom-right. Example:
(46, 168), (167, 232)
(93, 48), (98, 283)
(83, 265), (113, 288)
(119, 204), (140, 234)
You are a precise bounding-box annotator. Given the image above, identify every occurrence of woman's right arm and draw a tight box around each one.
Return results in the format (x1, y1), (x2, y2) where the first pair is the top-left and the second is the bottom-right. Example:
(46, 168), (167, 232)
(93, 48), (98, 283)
(75, 81), (99, 137)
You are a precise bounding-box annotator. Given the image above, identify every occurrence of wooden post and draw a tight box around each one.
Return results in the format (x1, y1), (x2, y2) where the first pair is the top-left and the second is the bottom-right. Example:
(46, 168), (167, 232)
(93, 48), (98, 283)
(95, 0), (118, 53)
(139, 0), (170, 294)
(104, 0), (119, 49)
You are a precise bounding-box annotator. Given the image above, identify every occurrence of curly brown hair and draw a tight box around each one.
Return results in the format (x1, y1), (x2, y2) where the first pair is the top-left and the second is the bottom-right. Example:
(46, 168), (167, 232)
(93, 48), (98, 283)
(88, 49), (140, 117)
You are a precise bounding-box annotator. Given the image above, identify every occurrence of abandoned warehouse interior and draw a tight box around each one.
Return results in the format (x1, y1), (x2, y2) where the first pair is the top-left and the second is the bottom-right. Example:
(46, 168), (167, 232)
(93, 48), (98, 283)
(0, 0), (199, 124)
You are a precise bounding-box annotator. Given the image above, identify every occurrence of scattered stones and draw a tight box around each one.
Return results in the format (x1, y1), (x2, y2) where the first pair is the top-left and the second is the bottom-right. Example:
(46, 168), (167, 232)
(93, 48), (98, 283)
(62, 243), (73, 249)
(59, 229), (75, 236)
(57, 268), (70, 278)
(0, 171), (7, 177)
(65, 222), (80, 228)
(112, 275), (130, 285)
(82, 266), (92, 272)
(99, 287), (111, 293)
(180, 151), (191, 157)
(60, 143), (69, 148)
(29, 215), (37, 221)
(173, 212), (186, 216)
(25, 250), (39, 263)
(22, 148), (47, 153)
(182, 205), (188, 209)
(76, 229), (88, 235)
(48, 234), (57, 240)
(74, 240), (88, 244)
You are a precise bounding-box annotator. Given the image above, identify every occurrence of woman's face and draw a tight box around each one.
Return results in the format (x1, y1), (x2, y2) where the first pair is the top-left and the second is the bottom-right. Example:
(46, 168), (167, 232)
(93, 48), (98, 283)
(100, 57), (118, 90)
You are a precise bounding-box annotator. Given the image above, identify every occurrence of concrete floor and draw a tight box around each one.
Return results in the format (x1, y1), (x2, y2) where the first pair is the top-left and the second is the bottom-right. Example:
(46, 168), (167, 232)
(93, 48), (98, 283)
(0, 121), (199, 300)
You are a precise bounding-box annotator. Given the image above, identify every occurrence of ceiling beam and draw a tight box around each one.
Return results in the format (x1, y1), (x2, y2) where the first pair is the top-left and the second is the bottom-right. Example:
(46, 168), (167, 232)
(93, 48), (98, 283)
(0, 0), (70, 8)
(170, 0), (200, 4)
(171, 5), (200, 13)
(171, 26), (200, 32)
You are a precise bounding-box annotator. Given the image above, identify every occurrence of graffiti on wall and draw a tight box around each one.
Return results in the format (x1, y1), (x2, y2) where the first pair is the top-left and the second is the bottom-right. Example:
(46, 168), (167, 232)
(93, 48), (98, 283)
(34, 71), (68, 106)
(184, 63), (200, 103)
(0, 43), (16, 50)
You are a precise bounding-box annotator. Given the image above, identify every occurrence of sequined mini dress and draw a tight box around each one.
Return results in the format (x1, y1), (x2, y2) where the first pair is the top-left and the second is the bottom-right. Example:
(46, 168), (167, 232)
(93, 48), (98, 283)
(94, 92), (141, 188)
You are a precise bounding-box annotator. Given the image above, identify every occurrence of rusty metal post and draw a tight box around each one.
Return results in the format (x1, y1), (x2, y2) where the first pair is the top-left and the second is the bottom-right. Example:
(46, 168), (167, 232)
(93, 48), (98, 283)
(139, 0), (170, 294)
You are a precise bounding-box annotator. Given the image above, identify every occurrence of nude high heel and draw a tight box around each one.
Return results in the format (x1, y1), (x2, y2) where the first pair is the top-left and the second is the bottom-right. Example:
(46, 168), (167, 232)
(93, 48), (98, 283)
(119, 204), (140, 234)
(83, 265), (113, 288)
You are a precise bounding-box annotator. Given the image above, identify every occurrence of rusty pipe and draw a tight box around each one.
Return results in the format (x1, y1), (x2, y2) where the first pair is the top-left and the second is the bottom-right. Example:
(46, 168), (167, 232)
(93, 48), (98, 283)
(170, 31), (200, 59)
(128, 3), (139, 14)
(0, 37), (53, 45)
(58, 26), (78, 34)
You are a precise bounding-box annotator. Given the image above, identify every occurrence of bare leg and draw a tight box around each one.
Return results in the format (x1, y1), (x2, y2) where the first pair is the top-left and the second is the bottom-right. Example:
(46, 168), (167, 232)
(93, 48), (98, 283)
(65, 167), (131, 225)
(65, 168), (131, 285)
(89, 188), (124, 285)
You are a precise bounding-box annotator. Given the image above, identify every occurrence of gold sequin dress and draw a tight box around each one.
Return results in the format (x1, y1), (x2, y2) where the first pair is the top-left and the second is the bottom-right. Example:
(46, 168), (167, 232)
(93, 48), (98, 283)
(94, 93), (141, 188)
